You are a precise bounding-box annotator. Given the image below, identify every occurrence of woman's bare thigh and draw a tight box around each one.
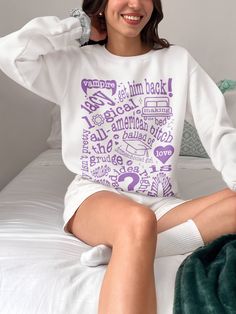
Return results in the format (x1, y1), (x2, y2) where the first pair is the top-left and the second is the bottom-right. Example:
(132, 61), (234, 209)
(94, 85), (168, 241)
(66, 190), (155, 247)
(157, 188), (236, 233)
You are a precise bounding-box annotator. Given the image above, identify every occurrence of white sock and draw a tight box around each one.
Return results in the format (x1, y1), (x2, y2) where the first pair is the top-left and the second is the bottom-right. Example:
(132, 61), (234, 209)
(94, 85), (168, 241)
(80, 244), (112, 267)
(156, 219), (204, 257)
(80, 219), (204, 266)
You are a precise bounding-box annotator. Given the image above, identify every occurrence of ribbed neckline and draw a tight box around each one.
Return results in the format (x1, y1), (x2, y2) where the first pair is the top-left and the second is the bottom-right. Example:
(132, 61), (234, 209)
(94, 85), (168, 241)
(95, 44), (158, 62)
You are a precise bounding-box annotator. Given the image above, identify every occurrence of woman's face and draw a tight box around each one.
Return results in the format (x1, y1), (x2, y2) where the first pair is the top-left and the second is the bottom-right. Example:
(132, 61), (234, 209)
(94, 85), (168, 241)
(104, 0), (154, 40)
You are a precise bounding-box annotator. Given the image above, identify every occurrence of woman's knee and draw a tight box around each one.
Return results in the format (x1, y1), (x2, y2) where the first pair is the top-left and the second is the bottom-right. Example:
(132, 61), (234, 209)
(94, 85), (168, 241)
(116, 205), (157, 243)
(222, 188), (236, 199)
(66, 192), (157, 247)
(224, 196), (236, 229)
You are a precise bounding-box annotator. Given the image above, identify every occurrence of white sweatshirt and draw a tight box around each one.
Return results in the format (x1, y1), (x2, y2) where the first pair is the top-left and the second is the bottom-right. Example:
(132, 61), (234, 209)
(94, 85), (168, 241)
(0, 16), (236, 196)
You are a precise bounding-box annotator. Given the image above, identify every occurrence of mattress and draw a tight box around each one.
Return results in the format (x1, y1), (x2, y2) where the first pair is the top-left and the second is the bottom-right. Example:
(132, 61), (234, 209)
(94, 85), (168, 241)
(0, 149), (226, 314)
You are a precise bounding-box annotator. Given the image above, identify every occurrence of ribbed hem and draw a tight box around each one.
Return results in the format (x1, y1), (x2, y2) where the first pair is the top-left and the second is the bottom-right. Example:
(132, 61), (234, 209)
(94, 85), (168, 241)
(156, 219), (204, 257)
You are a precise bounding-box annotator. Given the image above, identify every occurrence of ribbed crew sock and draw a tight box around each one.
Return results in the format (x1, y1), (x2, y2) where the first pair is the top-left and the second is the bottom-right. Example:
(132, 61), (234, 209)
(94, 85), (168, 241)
(156, 219), (204, 257)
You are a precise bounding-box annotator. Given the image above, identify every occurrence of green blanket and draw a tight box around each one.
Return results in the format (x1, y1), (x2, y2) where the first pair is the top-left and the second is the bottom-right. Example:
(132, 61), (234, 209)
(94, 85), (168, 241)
(174, 234), (236, 314)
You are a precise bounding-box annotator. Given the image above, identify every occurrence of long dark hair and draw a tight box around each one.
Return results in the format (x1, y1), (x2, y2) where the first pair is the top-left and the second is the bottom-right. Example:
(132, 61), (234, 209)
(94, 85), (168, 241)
(82, 0), (170, 49)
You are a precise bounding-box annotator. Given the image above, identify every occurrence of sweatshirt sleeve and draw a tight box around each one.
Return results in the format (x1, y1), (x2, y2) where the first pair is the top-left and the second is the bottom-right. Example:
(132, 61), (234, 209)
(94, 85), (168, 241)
(0, 16), (88, 104)
(186, 62), (236, 191)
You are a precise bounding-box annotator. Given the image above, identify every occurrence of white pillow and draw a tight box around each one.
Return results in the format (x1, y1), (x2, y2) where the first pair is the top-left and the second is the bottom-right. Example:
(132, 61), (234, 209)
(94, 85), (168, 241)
(46, 90), (236, 149)
(46, 105), (62, 149)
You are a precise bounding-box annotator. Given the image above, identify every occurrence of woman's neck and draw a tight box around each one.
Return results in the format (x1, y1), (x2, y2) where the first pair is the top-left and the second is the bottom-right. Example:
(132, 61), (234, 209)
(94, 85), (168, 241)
(106, 36), (152, 57)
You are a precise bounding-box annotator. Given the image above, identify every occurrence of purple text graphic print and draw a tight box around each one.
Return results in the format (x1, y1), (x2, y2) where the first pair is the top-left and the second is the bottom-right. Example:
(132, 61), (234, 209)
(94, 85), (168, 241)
(79, 77), (175, 197)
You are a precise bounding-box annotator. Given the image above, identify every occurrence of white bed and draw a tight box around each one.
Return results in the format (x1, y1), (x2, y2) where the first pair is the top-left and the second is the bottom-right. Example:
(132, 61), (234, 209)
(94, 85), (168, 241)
(1, 88), (235, 314)
(0, 148), (227, 314)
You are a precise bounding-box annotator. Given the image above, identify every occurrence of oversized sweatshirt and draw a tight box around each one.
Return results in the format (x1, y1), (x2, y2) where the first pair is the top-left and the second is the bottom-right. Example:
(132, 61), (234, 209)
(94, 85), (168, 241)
(0, 16), (236, 196)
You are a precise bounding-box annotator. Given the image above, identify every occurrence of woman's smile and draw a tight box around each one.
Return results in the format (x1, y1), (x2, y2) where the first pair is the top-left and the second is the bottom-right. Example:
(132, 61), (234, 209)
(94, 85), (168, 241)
(121, 13), (144, 26)
(104, 0), (154, 39)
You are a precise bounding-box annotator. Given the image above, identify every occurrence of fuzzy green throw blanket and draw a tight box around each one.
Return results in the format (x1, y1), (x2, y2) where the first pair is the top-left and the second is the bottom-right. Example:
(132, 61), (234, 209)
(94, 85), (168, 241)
(174, 234), (236, 314)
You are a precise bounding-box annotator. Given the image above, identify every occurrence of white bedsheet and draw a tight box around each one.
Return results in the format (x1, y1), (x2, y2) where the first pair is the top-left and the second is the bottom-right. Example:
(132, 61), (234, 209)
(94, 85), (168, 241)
(0, 150), (226, 314)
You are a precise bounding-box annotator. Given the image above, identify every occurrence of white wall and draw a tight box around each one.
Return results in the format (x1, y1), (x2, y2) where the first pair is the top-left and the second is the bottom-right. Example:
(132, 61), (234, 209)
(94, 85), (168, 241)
(160, 0), (236, 81)
(0, 0), (235, 190)
(0, 0), (80, 190)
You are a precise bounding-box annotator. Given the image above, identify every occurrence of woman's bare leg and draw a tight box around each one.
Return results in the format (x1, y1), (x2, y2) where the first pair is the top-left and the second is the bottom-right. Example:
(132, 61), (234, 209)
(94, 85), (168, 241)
(98, 220), (157, 314)
(157, 188), (236, 244)
(67, 191), (157, 314)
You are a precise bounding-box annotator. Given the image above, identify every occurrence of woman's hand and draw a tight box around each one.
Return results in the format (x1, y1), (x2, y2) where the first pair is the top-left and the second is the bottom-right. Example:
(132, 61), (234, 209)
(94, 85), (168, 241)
(89, 14), (107, 42)
(69, 9), (107, 44)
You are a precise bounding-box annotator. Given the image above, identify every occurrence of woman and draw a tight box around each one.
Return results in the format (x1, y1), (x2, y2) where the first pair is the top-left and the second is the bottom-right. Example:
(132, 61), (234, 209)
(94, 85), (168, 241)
(0, 0), (236, 313)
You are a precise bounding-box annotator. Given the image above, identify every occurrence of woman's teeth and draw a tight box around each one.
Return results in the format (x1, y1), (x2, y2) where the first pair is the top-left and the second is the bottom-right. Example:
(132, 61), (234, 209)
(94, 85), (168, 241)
(123, 15), (141, 21)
